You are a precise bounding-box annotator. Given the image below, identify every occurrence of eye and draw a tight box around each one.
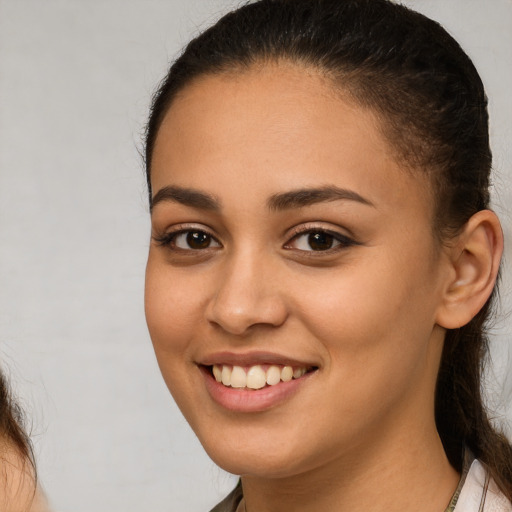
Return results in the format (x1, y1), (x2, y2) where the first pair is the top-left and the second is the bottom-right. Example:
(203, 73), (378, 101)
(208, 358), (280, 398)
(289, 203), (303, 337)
(154, 228), (221, 251)
(174, 230), (220, 250)
(293, 232), (338, 251)
(285, 229), (355, 252)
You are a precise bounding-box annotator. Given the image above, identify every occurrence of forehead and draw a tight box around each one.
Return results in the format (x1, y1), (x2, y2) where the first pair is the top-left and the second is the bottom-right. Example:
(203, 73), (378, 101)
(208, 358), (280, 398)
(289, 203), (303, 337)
(151, 63), (432, 219)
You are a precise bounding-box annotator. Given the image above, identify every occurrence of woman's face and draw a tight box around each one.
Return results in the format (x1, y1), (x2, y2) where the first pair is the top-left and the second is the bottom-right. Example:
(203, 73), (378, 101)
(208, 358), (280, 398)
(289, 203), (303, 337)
(145, 64), (450, 478)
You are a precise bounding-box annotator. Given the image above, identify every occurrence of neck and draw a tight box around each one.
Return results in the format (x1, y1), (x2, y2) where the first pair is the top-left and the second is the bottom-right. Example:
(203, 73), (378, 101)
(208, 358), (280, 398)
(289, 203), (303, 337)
(240, 421), (459, 512)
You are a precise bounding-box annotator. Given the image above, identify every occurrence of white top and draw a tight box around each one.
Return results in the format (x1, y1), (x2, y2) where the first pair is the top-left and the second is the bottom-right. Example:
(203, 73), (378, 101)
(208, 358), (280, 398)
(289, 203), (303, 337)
(454, 459), (512, 512)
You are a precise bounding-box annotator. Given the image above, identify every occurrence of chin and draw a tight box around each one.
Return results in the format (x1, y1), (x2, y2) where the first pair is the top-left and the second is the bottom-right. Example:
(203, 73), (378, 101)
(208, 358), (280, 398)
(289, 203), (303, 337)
(206, 450), (302, 479)
(195, 424), (322, 479)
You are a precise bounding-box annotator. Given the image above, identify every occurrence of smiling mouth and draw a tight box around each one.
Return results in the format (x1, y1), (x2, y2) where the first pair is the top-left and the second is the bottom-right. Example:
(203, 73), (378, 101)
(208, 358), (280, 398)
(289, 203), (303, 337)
(208, 364), (316, 390)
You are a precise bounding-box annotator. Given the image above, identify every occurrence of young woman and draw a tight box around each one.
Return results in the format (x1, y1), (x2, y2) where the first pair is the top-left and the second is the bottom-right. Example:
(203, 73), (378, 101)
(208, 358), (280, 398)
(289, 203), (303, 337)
(143, 0), (512, 510)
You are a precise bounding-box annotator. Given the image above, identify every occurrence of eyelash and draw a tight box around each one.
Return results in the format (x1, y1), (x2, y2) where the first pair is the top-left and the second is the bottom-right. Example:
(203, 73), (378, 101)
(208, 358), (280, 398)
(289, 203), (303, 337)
(152, 225), (358, 254)
(284, 227), (357, 254)
(153, 227), (220, 251)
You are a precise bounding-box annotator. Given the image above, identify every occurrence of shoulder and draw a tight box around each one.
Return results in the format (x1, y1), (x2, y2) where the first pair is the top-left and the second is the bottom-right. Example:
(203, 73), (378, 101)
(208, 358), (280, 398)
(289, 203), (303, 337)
(455, 459), (512, 512)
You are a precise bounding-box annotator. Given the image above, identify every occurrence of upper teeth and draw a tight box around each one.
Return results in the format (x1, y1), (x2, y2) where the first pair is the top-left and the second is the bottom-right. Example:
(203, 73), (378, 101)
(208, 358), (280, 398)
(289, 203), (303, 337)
(212, 364), (307, 390)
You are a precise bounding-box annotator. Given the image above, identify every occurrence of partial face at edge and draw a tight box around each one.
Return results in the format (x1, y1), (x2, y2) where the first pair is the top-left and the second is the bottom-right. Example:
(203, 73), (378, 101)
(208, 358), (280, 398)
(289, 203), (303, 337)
(144, 64), (450, 478)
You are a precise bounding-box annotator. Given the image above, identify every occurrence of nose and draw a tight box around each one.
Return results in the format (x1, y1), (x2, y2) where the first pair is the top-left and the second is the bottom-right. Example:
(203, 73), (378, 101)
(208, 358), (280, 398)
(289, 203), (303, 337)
(205, 251), (288, 336)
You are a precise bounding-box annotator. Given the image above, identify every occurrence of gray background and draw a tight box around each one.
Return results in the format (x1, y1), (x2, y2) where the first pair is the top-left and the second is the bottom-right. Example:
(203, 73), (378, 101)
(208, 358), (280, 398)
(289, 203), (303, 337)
(0, 1), (510, 511)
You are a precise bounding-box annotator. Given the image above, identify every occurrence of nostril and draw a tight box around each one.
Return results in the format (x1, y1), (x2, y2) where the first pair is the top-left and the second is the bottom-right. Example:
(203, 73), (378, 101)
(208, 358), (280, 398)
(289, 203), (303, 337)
(206, 302), (289, 335)
(204, 270), (288, 335)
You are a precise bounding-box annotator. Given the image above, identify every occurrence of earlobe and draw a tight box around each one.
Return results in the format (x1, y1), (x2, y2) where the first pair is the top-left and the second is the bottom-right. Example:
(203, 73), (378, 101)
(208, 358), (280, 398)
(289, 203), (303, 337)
(435, 210), (503, 330)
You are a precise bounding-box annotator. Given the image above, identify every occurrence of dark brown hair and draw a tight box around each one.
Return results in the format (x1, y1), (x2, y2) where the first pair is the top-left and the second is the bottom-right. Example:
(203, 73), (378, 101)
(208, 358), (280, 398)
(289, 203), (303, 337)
(144, 0), (512, 498)
(0, 368), (35, 476)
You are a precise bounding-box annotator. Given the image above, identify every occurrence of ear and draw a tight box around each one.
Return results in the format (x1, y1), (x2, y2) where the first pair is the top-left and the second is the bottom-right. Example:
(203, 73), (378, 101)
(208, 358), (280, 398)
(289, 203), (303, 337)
(435, 210), (503, 330)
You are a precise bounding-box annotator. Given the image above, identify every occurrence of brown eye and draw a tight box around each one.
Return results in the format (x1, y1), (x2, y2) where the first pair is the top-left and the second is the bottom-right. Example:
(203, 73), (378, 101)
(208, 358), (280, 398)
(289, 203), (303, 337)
(289, 231), (339, 251)
(186, 231), (211, 249)
(285, 229), (356, 253)
(307, 232), (334, 251)
(171, 230), (221, 250)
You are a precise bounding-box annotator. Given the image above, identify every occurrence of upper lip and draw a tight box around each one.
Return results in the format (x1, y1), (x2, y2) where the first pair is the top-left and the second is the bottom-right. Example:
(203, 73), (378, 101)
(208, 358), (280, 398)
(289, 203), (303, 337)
(198, 351), (318, 368)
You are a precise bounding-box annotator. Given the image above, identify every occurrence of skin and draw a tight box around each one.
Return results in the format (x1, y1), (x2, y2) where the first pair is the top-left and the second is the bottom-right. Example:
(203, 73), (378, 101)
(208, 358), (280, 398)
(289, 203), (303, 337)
(144, 63), (490, 512)
(0, 440), (50, 512)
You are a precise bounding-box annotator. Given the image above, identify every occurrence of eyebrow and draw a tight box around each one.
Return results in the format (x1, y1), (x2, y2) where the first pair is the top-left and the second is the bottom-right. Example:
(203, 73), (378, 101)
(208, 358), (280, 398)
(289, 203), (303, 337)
(150, 185), (220, 213)
(267, 186), (375, 211)
(150, 184), (374, 213)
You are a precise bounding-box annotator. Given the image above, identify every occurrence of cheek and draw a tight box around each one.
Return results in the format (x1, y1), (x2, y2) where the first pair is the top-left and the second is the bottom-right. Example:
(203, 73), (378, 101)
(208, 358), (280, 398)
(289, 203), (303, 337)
(144, 260), (208, 415)
(144, 259), (204, 358)
(288, 267), (441, 443)
(292, 247), (441, 374)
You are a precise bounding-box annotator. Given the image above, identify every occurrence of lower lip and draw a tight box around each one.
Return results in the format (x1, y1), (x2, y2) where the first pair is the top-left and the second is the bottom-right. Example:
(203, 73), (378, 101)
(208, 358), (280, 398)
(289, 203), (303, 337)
(201, 366), (314, 413)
